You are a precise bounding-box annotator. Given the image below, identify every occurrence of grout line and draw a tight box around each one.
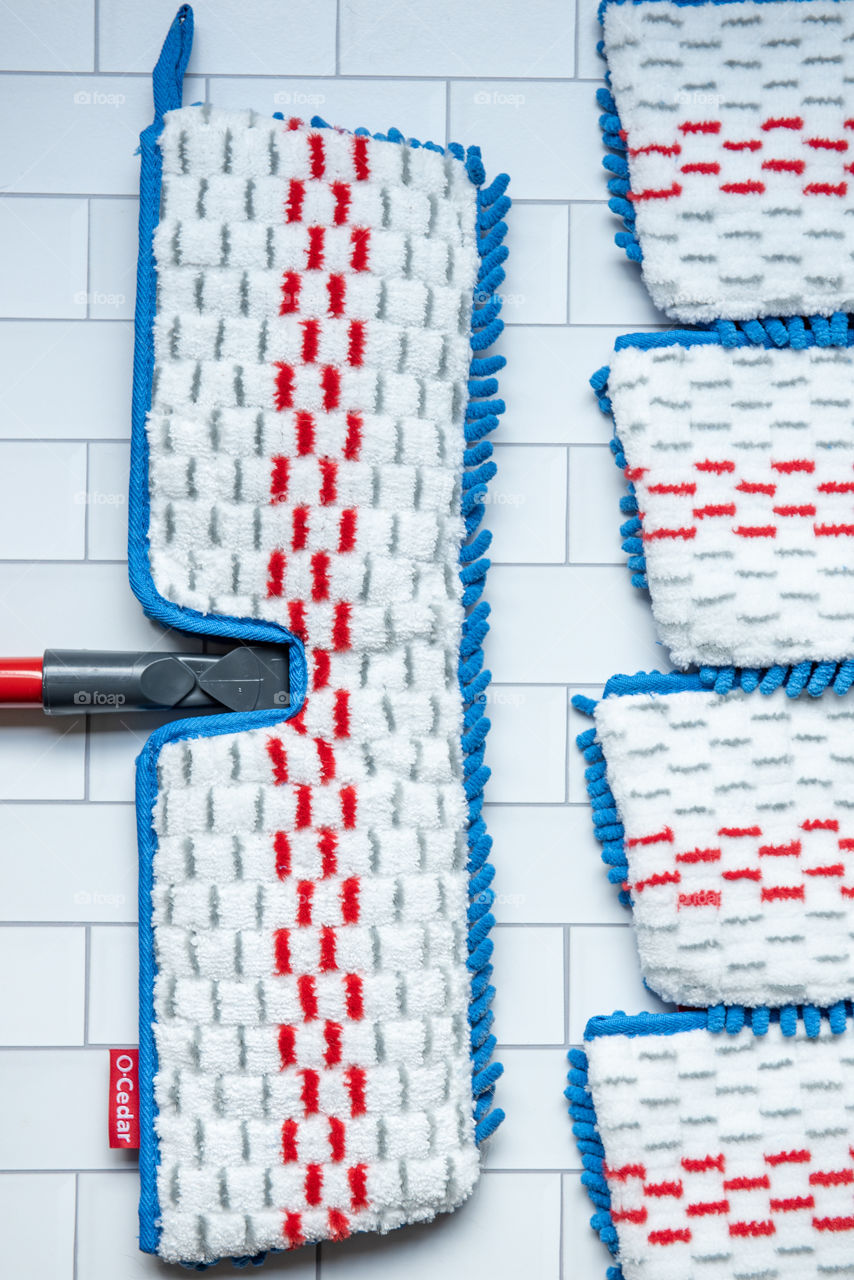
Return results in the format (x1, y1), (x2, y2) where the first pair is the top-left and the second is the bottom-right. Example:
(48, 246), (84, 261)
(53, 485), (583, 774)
(83, 925), (91, 1045)
(93, 0), (100, 74)
(72, 1171), (80, 1280)
(0, 69), (607, 83)
(559, 1168), (565, 1280)
(334, 0), (341, 76)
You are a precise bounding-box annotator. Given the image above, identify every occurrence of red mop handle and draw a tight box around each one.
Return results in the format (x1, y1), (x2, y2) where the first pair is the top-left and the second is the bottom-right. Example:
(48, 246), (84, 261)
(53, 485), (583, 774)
(0, 657), (43, 705)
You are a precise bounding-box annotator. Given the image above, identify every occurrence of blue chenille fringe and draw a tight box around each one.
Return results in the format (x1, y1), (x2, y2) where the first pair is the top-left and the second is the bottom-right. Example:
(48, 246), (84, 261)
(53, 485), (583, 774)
(572, 665), (854, 911)
(568, 1001), (854, 1280)
(134, 7), (508, 1262)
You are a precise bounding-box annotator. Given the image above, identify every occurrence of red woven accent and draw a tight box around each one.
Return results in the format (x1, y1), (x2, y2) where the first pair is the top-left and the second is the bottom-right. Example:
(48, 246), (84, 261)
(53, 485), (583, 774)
(278, 1025), (297, 1068)
(680, 120), (721, 134)
(286, 180), (305, 223)
(274, 363), (295, 410)
(762, 116), (803, 130)
(306, 226), (325, 270)
(274, 929), (292, 975)
(332, 181), (351, 224)
(348, 1162), (369, 1208)
(298, 973), (318, 1020)
(353, 135), (370, 180)
(350, 227), (370, 270)
(284, 1212), (304, 1248)
(281, 1119), (299, 1163)
(266, 737), (289, 784)
(301, 1069), (320, 1115)
(308, 134), (325, 178)
(346, 1067), (367, 1117)
(327, 273), (346, 316)
(274, 831), (292, 879)
(280, 270), (301, 314)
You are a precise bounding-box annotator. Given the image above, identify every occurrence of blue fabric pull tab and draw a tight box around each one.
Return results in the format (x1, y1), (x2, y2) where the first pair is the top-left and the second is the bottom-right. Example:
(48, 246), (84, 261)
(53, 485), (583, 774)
(152, 4), (194, 124)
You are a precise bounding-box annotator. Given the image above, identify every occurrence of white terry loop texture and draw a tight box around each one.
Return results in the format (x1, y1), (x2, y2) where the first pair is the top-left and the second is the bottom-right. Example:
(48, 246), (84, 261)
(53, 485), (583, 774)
(608, 341), (854, 669)
(144, 107), (482, 1263)
(587, 1022), (854, 1280)
(595, 686), (854, 1007)
(602, 0), (854, 321)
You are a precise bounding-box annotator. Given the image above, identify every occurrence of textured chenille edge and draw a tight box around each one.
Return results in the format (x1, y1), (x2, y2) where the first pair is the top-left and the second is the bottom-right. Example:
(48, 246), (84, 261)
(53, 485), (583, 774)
(132, 6), (509, 1261)
(592, 326), (854, 694)
(593, 0), (854, 335)
(566, 1003), (854, 1280)
(572, 667), (854, 912)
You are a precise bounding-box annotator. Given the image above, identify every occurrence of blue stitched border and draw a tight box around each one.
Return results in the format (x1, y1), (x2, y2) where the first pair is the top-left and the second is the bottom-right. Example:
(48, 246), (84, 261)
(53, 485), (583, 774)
(591, 326), (854, 694)
(567, 1002), (854, 1280)
(133, 6), (508, 1259)
(572, 668), (854, 912)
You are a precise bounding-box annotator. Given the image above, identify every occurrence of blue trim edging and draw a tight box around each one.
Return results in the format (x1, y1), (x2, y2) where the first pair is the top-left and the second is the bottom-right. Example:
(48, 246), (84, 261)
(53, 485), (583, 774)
(134, 5), (508, 1259)
(567, 1002), (854, 1280)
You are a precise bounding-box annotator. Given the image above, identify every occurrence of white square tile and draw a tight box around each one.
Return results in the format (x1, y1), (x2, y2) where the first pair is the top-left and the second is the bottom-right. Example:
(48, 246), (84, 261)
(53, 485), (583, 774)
(340, 0), (574, 76)
(0, 1173), (76, 1278)
(489, 446), (567, 564)
(0, 442), (86, 559)
(492, 926), (565, 1045)
(0, 714), (85, 801)
(563, 1173), (614, 1277)
(210, 77), (447, 146)
(576, 0), (607, 80)
(87, 442), (130, 560)
(485, 804), (627, 927)
(78, 1170), (321, 1278)
(503, 204), (568, 325)
(0, 804), (137, 922)
(88, 200), (138, 319)
(484, 684), (566, 805)
(485, 1048), (572, 1170)
(0, 321), (134, 439)
(0, 77), (199, 196)
(99, 0), (336, 74)
(568, 925), (670, 1044)
(485, 566), (670, 684)
(0, 199), (87, 318)
(324, 1170), (561, 1277)
(568, 446), (625, 564)
(497, 325), (652, 446)
(0, 0), (94, 71)
(0, 1049), (131, 1168)
(88, 710), (201, 803)
(0, 927), (85, 1045)
(87, 926), (137, 1045)
(450, 82), (603, 200)
(569, 203), (670, 326)
(0, 562), (195, 652)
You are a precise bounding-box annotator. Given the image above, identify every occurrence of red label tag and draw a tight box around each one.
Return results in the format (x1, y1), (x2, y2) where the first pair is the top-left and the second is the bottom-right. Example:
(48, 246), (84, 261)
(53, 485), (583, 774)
(109, 1049), (140, 1149)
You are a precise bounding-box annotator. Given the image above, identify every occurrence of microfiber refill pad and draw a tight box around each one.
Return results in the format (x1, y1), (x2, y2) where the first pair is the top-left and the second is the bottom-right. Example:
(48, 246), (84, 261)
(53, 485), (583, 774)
(598, 331), (854, 671)
(598, 0), (854, 322)
(569, 1009), (854, 1280)
(577, 673), (854, 1009)
(128, 7), (508, 1265)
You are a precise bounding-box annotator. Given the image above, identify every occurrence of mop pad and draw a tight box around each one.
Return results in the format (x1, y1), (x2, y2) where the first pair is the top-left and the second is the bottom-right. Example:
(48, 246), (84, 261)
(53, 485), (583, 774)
(575, 672), (854, 1008)
(127, 6), (509, 1264)
(597, 0), (854, 322)
(569, 1007), (854, 1280)
(593, 329), (854, 672)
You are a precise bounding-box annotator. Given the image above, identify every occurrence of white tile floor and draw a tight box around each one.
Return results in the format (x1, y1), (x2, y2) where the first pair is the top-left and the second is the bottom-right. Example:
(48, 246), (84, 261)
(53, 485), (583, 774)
(0, 1), (675, 1275)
